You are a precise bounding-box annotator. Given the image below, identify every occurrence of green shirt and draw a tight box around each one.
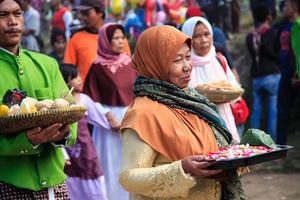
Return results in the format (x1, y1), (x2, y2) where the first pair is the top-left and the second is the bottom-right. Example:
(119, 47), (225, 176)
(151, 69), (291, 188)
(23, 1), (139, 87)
(291, 17), (300, 78)
(0, 47), (77, 191)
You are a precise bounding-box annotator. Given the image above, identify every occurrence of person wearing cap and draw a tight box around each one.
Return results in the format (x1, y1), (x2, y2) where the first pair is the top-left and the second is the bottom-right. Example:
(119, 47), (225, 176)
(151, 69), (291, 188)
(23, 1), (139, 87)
(48, 28), (66, 65)
(63, 0), (131, 84)
(0, 0), (77, 199)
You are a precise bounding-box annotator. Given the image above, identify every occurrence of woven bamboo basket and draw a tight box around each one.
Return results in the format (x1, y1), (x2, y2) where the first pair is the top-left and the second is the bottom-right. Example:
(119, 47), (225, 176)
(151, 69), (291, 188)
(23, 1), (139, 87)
(0, 105), (86, 134)
(195, 85), (244, 104)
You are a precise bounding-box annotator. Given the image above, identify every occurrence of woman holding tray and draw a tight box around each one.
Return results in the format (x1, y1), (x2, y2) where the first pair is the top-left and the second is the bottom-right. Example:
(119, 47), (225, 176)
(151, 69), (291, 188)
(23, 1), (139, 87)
(182, 16), (241, 142)
(119, 25), (245, 199)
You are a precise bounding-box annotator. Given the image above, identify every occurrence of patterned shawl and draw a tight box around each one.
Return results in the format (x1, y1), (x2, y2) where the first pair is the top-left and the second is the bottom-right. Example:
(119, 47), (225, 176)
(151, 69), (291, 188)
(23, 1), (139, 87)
(133, 76), (245, 200)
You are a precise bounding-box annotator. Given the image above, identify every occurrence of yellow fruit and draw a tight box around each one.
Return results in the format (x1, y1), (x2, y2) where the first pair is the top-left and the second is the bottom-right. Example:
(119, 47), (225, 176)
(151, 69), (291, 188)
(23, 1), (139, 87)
(0, 104), (9, 117)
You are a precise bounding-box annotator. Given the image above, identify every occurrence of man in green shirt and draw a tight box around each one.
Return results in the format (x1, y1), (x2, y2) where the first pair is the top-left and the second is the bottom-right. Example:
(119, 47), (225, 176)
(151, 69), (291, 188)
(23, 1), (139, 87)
(0, 0), (77, 199)
(291, 0), (300, 78)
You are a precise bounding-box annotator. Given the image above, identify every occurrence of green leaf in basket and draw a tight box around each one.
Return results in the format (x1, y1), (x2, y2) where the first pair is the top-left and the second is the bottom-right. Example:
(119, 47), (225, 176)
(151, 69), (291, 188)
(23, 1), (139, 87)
(240, 128), (277, 149)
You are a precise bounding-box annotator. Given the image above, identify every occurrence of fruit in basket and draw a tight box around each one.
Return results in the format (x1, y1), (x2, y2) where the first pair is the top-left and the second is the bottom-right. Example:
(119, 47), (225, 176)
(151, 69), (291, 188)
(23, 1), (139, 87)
(53, 98), (70, 108)
(19, 97), (38, 114)
(1, 88), (74, 117)
(35, 99), (54, 111)
(0, 104), (9, 117)
(8, 104), (20, 116)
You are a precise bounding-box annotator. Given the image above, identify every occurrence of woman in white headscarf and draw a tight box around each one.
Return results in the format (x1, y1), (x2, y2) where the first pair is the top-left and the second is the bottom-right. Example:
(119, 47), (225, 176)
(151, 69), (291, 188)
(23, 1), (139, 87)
(182, 16), (240, 142)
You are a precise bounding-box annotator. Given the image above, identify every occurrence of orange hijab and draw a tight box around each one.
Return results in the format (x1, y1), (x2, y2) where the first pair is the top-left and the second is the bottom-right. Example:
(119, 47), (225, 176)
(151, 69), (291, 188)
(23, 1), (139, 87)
(121, 26), (218, 161)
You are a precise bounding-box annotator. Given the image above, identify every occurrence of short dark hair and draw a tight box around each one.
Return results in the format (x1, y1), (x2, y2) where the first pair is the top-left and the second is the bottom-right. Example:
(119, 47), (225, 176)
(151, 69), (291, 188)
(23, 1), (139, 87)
(0, 0), (22, 8)
(253, 5), (271, 23)
(59, 63), (79, 84)
(50, 28), (66, 45)
(74, 0), (105, 19)
(94, 7), (105, 19)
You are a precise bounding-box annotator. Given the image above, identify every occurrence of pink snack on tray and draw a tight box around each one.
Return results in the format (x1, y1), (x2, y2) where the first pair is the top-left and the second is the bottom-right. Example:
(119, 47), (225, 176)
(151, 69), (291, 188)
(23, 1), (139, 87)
(206, 144), (273, 160)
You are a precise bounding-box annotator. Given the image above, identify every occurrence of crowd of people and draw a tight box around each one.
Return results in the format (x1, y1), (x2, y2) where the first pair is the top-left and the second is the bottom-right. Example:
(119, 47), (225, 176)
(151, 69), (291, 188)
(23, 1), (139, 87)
(0, 0), (300, 199)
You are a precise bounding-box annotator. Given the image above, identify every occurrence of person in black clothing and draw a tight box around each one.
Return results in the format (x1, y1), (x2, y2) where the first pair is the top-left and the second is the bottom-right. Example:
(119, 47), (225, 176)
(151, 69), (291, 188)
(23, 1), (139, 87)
(48, 28), (66, 65)
(246, 5), (281, 141)
(274, 0), (300, 145)
(250, 0), (277, 27)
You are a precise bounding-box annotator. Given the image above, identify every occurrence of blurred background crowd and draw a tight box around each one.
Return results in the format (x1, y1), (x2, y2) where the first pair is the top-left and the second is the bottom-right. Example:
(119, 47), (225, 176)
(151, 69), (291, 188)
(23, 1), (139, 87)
(23, 0), (250, 54)
(19, 0), (300, 199)
(24, 0), (300, 144)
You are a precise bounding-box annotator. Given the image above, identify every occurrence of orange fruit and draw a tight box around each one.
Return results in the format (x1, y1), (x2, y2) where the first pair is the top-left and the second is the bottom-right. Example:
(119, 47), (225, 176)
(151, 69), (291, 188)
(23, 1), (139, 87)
(0, 104), (9, 117)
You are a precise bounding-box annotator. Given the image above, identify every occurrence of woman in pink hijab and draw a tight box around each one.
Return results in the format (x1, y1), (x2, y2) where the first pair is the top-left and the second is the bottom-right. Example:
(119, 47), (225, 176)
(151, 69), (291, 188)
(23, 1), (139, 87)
(83, 23), (136, 200)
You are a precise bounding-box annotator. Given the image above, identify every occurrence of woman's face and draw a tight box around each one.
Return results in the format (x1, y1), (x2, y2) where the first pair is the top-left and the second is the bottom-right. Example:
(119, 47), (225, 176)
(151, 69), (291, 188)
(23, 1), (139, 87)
(192, 23), (212, 56)
(68, 75), (83, 92)
(111, 28), (125, 53)
(167, 43), (192, 89)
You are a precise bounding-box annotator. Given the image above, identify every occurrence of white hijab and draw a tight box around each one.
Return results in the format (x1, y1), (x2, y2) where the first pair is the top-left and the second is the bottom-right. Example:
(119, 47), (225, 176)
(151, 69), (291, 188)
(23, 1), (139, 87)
(182, 17), (241, 142)
(182, 16), (213, 38)
(182, 17), (217, 67)
(182, 17), (226, 85)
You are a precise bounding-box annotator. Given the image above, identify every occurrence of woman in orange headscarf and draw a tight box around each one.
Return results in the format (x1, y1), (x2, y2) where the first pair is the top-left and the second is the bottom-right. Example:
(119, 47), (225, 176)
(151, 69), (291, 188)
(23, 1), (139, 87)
(119, 26), (245, 199)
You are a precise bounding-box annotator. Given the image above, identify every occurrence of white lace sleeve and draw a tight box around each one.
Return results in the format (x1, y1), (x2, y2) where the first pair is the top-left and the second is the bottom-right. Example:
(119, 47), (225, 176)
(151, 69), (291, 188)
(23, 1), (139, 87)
(119, 128), (196, 198)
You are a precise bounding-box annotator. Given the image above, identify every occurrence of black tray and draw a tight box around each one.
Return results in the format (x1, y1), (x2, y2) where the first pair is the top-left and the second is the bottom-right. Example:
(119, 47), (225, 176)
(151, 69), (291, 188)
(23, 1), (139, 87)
(207, 145), (293, 170)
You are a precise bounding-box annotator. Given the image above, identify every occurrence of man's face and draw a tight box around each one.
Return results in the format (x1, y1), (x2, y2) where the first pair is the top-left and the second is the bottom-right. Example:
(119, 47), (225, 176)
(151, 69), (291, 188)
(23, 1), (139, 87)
(79, 8), (103, 30)
(0, 0), (24, 49)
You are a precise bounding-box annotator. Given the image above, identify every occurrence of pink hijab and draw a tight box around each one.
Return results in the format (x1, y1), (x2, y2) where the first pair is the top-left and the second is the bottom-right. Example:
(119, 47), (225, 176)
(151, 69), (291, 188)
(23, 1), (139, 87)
(94, 23), (131, 74)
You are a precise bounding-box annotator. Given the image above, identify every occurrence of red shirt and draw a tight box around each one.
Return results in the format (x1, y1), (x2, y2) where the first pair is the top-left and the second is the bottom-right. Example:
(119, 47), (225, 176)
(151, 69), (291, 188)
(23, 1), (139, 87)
(52, 6), (69, 31)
